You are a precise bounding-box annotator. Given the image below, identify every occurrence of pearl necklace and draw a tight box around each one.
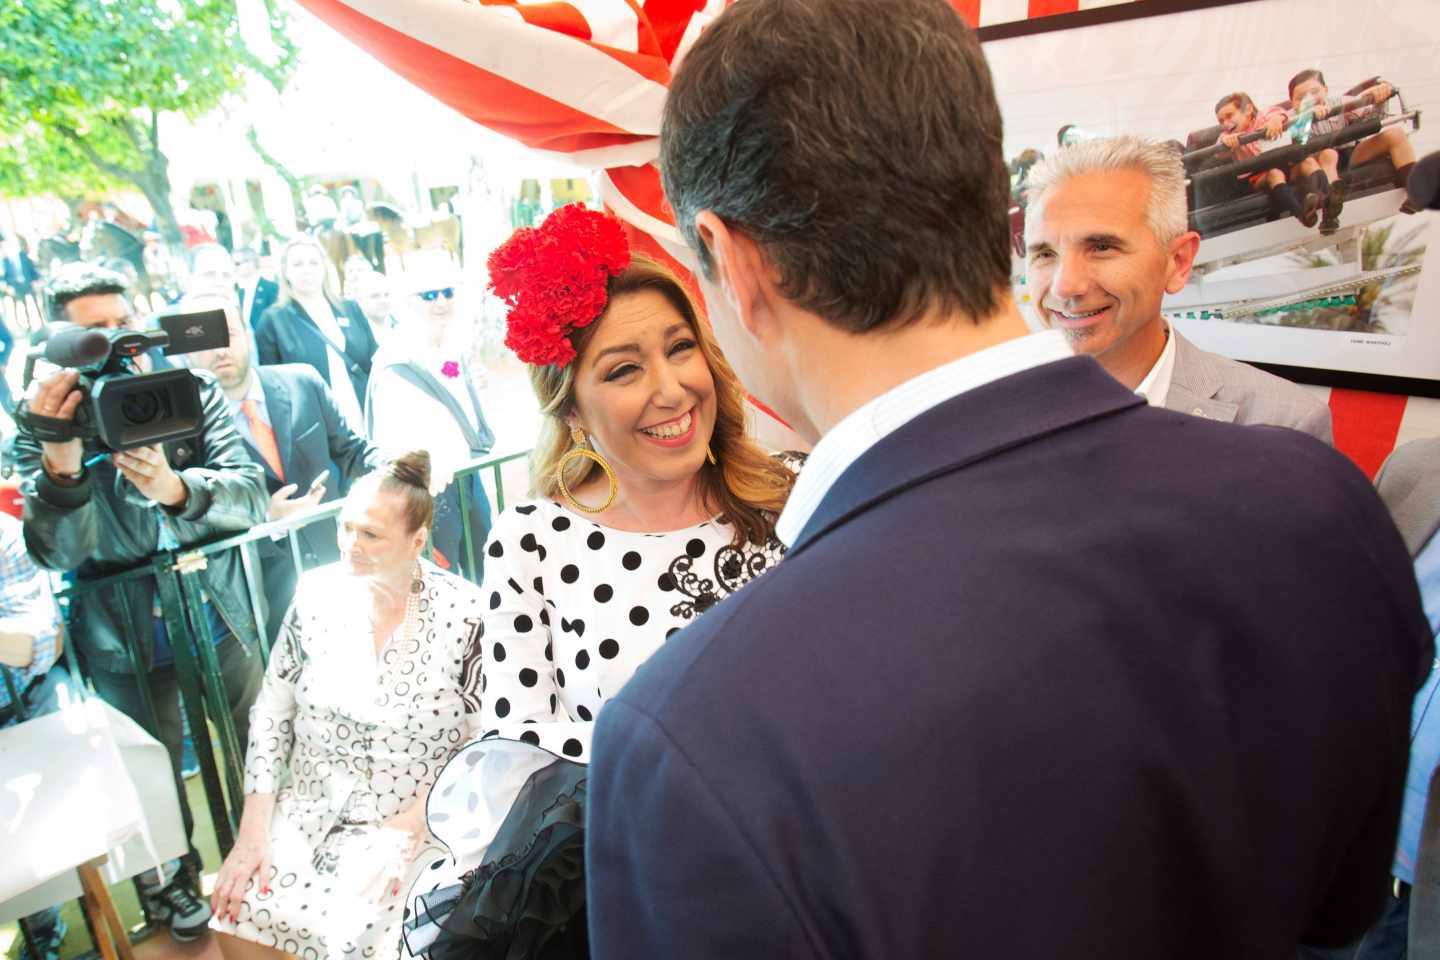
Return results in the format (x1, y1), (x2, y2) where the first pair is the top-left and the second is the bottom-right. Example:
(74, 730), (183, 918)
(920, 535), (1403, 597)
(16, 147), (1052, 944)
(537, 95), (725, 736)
(374, 563), (424, 657)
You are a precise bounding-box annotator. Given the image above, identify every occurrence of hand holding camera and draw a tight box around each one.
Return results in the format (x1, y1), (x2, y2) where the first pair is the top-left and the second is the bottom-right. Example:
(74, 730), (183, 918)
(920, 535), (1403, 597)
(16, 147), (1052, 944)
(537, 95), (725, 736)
(113, 445), (187, 508)
(32, 369), (85, 478)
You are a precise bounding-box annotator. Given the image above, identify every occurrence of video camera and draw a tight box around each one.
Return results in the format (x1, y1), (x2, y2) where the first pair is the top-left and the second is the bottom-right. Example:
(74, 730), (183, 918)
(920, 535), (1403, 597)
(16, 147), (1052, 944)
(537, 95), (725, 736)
(15, 308), (230, 452)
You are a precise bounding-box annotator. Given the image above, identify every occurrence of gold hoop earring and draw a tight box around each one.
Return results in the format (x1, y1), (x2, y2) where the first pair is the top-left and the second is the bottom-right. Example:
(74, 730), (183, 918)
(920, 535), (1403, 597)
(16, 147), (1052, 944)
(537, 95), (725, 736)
(706, 444), (718, 466)
(555, 427), (617, 514)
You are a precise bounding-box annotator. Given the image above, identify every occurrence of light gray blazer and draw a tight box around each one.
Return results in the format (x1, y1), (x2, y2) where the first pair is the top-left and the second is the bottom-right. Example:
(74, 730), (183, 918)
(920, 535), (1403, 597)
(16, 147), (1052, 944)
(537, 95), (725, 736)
(1164, 332), (1334, 445)
(1377, 437), (1440, 556)
(1376, 439), (1440, 958)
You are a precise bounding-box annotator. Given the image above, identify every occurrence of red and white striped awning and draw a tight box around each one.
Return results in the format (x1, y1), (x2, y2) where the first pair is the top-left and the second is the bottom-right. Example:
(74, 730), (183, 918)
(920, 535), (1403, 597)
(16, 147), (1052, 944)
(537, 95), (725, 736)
(296, 0), (1426, 472)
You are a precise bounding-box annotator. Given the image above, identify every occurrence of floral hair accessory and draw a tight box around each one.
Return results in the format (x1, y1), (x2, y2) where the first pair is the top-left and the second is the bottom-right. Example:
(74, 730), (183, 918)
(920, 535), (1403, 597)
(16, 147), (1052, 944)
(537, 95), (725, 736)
(487, 204), (631, 368)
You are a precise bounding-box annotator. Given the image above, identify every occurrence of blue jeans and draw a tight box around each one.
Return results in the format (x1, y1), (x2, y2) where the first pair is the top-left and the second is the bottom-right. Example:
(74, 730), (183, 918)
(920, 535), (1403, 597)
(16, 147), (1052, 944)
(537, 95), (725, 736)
(1298, 883), (1409, 959)
(2, 665), (73, 956)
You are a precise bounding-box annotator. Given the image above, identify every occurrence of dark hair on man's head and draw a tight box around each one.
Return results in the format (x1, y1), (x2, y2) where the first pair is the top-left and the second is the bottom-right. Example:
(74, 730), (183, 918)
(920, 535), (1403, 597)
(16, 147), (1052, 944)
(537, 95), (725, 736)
(661, 0), (1012, 333)
(45, 261), (131, 323)
(1288, 69), (1326, 99)
(1214, 92), (1255, 116)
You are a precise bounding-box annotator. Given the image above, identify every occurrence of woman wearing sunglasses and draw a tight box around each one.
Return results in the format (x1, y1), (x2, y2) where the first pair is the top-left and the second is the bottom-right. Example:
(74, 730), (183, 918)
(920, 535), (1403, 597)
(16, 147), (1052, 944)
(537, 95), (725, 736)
(365, 259), (496, 582)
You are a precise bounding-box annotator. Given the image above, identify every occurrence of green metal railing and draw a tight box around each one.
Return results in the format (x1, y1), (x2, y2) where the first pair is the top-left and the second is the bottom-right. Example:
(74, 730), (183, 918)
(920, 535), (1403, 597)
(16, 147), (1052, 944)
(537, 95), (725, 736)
(49, 450), (528, 857)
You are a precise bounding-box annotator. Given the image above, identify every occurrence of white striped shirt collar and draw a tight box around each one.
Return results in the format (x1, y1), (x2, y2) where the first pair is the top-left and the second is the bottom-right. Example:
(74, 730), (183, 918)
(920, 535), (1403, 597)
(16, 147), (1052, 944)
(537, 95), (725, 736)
(775, 330), (1072, 547)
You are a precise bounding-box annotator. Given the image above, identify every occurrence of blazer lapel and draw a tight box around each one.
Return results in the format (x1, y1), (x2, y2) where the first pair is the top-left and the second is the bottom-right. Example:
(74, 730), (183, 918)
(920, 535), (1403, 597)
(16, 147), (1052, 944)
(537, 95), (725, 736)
(790, 356), (1145, 553)
(258, 370), (294, 481)
(1165, 333), (1239, 424)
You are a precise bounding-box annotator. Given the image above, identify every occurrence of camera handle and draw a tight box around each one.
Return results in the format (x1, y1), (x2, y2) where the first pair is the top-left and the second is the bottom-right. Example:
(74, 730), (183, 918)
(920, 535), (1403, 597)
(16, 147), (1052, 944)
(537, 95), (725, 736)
(13, 399), (99, 445)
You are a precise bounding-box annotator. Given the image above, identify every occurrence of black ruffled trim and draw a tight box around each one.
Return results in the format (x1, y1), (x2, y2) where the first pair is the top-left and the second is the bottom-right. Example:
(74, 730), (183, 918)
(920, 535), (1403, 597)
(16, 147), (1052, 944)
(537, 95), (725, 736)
(406, 753), (588, 959)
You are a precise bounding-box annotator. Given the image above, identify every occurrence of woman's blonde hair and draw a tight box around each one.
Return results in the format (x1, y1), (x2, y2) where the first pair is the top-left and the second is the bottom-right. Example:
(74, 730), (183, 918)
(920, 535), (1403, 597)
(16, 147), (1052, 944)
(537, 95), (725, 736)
(275, 235), (340, 307)
(529, 255), (794, 546)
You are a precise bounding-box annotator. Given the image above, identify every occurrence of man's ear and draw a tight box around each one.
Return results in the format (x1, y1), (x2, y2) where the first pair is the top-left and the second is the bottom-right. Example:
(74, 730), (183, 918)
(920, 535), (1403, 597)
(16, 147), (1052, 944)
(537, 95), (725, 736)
(1165, 230), (1203, 295)
(694, 211), (769, 340)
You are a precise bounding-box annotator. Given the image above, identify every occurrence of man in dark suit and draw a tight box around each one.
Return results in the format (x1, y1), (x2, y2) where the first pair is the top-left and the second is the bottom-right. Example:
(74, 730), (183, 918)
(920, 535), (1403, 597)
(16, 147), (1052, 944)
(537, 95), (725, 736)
(585, 1), (1431, 957)
(181, 292), (381, 639)
(233, 247), (278, 333)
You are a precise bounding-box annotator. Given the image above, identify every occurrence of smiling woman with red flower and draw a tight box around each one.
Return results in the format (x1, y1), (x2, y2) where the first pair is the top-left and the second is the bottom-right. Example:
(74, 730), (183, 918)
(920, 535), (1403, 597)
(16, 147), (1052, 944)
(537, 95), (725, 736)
(402, 204), (802, 959)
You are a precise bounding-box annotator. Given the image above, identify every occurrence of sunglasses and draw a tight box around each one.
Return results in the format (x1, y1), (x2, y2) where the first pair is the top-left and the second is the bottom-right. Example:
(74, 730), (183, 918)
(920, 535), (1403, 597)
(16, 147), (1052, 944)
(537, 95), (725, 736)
(417, 288), (455, 302)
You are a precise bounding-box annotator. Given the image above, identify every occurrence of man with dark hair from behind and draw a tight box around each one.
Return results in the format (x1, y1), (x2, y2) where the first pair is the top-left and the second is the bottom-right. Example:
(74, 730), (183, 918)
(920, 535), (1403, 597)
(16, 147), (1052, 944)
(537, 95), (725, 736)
(18, 261), (268, 945)
(584, 0), (1430, 956)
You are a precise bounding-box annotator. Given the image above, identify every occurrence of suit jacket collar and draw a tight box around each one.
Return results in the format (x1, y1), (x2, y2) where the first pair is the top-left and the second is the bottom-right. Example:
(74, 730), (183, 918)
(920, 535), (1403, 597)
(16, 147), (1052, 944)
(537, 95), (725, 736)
(1164, 331), (1239, 424)
(789, 356), (1145, 553)
(250, 368), (293, 483)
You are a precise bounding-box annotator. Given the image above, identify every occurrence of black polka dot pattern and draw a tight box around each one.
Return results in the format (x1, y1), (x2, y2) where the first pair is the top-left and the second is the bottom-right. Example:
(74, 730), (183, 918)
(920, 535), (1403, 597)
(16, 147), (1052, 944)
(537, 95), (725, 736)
(445, 495), (788, 825)
(229, 561), (486, 958)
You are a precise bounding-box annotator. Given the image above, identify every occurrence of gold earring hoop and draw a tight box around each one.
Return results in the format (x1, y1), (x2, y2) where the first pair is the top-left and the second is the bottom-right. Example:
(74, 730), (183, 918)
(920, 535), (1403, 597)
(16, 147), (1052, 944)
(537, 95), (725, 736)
(555, 427), (617, 514)
(706, 444), (718, 466)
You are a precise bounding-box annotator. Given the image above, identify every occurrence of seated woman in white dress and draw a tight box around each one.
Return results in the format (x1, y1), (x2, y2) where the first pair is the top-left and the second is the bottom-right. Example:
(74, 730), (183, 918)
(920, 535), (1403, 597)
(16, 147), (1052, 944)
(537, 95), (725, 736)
(208, 451), (487, 960)
(405, 205), (801, 958)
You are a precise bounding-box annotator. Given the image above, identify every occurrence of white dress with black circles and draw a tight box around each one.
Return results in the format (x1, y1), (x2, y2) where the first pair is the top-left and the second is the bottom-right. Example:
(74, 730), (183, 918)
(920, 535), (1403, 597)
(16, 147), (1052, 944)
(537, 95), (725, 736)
(209, 561), (485, 959)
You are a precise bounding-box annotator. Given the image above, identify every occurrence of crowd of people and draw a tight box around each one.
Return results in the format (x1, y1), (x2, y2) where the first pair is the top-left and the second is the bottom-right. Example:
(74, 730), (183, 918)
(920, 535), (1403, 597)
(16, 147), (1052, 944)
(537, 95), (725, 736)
(2, 0), (1439, 959)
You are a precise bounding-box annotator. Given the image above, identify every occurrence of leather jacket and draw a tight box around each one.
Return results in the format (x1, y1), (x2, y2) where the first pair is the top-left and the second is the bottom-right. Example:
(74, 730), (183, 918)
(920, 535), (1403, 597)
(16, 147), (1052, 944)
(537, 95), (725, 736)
(17, 371), (268, 674)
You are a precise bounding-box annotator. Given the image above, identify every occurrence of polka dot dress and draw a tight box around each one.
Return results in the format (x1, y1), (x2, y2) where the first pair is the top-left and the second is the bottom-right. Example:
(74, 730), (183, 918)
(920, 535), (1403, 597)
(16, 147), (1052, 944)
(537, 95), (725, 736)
(422, 494), (790, 876)
(209, 560), (486, 959)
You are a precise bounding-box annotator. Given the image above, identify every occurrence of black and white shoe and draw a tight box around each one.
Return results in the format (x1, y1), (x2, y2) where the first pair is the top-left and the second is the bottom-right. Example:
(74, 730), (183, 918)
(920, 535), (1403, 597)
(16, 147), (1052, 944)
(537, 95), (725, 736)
(144, 878), (212, 942)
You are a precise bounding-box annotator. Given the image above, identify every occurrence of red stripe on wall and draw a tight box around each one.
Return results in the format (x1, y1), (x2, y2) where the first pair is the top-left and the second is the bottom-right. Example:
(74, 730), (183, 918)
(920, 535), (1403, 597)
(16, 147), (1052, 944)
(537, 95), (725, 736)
(950, 0), (982, 27)
(1329, 388), (1408, 480)
(1028, 0), (1081, 16)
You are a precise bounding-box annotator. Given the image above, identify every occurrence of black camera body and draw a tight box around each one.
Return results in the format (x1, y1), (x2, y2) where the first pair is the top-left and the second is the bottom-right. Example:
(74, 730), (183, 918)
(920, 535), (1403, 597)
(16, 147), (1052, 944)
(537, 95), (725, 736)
(16, 308), (230, 452)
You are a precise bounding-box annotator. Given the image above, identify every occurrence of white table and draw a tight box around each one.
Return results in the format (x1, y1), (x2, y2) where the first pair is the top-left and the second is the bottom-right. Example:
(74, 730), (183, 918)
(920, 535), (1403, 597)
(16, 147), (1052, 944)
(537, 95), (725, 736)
(0, 689), (187, 956)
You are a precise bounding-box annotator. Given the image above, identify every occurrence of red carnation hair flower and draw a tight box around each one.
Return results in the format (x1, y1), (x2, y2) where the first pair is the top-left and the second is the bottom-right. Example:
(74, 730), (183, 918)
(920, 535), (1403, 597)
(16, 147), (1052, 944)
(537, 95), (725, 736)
(487, 204), (631, 368)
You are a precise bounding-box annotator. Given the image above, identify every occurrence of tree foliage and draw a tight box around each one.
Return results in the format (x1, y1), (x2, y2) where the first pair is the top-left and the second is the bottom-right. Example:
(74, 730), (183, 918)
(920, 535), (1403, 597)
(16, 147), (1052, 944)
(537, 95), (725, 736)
(0, 0), (298, 242)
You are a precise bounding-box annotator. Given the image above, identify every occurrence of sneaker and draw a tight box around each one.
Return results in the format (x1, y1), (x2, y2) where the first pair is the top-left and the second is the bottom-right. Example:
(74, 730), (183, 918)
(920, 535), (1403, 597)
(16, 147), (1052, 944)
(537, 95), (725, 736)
(18, 914), (66, 960)
(1320, 181), (1347, 235)
(1298, 190), (1321, 228)
(180, 734), (200, 780)
(144, 877), (213, 942)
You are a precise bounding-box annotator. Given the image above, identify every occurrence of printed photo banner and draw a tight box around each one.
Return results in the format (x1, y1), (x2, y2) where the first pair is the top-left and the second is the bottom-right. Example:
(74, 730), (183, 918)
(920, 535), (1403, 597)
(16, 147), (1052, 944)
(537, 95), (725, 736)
(990, 0), (1440, 388)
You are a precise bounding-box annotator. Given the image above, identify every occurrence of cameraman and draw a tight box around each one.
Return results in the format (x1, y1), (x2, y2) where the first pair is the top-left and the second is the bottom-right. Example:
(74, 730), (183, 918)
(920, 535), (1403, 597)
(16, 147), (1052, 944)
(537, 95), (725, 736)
(14, 263), (267, 945)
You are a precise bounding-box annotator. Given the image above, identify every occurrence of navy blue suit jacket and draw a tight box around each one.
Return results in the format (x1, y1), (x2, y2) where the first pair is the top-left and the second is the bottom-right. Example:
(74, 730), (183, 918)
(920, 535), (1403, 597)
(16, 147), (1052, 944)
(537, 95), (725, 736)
(247, 364), (379, 507)
(241, 277), (278, 334)
(587, 356), (1431, 959)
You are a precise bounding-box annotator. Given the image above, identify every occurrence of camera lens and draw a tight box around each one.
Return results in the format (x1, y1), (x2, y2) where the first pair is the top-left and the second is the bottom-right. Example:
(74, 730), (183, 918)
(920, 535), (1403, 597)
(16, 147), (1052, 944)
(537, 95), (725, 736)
(120, 389), (160, 424)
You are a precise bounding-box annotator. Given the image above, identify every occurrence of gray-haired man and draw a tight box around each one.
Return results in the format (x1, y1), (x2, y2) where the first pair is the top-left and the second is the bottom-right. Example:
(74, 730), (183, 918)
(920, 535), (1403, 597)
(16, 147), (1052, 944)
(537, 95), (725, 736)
(1024, 135), (1333, 443)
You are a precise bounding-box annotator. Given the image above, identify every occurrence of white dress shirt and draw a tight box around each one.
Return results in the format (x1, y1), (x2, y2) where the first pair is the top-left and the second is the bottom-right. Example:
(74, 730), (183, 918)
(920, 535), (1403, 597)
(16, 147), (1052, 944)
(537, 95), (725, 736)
(775, 330), (1073, 546)
(1134, 325), (1177, 408)
(368, 344), (487, 490)
(308, 303), (365, 428)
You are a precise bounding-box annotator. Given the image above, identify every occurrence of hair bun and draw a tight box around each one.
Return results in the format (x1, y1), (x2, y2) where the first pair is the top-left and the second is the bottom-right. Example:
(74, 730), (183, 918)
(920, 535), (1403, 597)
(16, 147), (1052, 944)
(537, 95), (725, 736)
(386, 450), (432, 491)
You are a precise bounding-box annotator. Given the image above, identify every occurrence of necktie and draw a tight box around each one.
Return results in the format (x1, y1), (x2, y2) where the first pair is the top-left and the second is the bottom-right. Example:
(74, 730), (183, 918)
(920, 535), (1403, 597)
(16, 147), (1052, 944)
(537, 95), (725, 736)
(241, 399), (285, 481)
